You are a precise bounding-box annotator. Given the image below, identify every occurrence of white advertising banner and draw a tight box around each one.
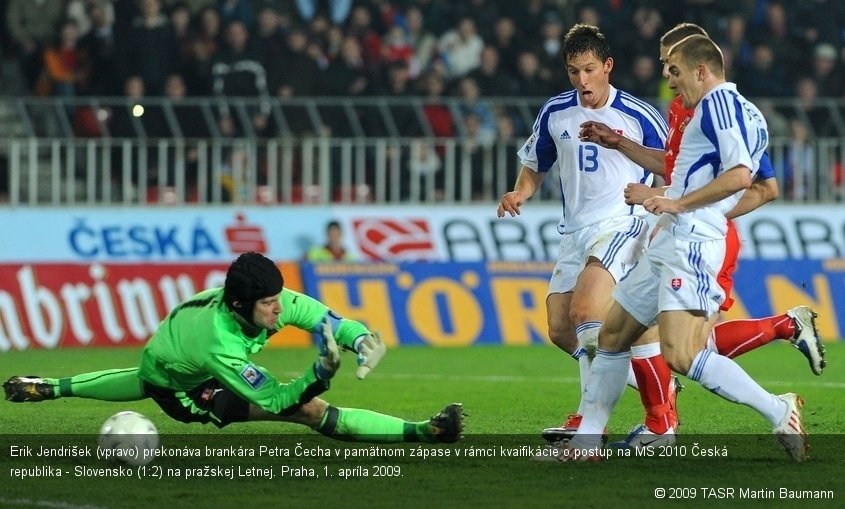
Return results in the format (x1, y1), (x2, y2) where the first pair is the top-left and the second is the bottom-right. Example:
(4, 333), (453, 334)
(1, 204), (841, 263)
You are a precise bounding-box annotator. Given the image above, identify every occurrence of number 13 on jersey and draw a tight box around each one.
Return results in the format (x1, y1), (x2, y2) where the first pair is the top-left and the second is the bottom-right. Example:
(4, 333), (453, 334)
(579, 144), (599, 172)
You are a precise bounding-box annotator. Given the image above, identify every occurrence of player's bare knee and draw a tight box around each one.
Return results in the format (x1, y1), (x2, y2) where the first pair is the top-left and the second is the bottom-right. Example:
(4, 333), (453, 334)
(567, 300), (594, 327)
(597, 330), (628, 353)
(662, 348), (693, 375)
(548, 323), (577, 354)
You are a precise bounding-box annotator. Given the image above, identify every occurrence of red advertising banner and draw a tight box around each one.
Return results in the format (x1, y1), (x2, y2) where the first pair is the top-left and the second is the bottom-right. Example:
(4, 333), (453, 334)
(0, 262), (309, 351)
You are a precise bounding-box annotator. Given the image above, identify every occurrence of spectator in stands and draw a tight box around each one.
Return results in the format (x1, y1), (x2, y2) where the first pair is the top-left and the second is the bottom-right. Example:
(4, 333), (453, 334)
(494, 109), (520, 192)
(378, 61), (415, 97)
(614, 6), (663, 69)
(42, 20), (89, 98)
(793, 0), (845, 50)
(216, 0), (255, 30)
(381, 25), (415, 70)
(295, 0), (353, 26)
(164, 74), (209, 137)
(506, 0), (555, 44)
(106, 76), (150, 199)
(347, 5), (382, 72)
(123, 0), (178, 95)
(617, 54), (660, 99)
(405, 5), (437, 78)
(170, 2), (194, 65)
(79, 0), (121, 96)
(718, 13), (753, 70)
(6, 0), (66, 91)
(514, 51), (554, 97)
(268, 27), (322, 98)
(211, 20), (270, 137)
(452, 0), (499, 42)
(438, 17), (484, 79)
(255, 5), (287, 61)
(808, 43), (844, 97)
(736, 43), (790, 98)
(575, 4), (601, 27)
(490, 17), (521, 77)
(323, 24), (345, 64)
(414, 0), (450, 36)
(457, 77), (496, 145)
(324, 36), (369, 97)
(307, 13), (332, 47)
(784, 118), (815, 201)
(468, 46), (517, 97)
(749, 1), (803, 78)
(195, 5), (223, 55)
(306, 220), (356, 262)
(459, 111), (495, 200)
(421, 72), (455, 138)
(408, 139), (443, 200)
(793, 76), (839, 137)
(180, 6), (222, 96)
(536, 14), (565, 85)
(66, 0), (115, 38)
(109, 76), (145, 137)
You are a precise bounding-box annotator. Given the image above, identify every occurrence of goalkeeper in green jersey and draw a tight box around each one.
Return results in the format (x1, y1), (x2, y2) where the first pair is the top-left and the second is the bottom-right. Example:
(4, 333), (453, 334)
(4, 253), (464, 443)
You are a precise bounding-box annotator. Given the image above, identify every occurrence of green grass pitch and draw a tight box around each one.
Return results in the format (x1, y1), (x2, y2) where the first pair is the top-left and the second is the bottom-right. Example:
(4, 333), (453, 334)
(0, 342), (842, 509)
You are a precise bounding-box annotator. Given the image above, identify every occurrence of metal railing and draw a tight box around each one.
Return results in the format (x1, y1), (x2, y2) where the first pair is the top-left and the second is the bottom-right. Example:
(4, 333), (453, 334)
(2, 135), (844, 206)
(1, 96), (844, 205)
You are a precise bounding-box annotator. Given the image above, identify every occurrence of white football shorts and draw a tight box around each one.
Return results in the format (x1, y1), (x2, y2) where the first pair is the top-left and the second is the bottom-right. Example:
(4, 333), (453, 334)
(614, 225), (726, 326)
(548, 215), (647, 295)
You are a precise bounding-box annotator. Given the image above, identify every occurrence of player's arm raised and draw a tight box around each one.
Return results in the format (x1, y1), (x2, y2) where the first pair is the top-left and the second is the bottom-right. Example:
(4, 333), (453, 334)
(497, 166), (545, 217)
(579, 120), (666, 175)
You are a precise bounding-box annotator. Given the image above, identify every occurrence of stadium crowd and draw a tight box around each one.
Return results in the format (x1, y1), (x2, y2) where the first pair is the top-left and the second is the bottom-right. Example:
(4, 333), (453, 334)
(1, 0), (844, 202)
(2, 0), (844, 104)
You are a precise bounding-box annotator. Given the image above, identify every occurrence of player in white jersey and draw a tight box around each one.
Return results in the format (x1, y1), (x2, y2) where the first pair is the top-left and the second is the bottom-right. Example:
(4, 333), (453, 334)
(558, 35), (808, 462)
(496, 24), (667, 437)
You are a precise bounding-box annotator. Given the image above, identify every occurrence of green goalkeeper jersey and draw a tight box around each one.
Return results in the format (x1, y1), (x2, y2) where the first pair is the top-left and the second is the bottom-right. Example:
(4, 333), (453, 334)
(137, 287), (370, 415)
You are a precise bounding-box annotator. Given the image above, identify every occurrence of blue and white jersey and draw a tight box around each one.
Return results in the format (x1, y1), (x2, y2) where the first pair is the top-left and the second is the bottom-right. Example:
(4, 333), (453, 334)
(665, 82), (768, 241)
(518, 85), (666, 233)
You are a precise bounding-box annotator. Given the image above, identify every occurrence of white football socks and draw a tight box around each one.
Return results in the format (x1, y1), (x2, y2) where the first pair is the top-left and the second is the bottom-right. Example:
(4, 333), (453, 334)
(688, 349), (787, 425)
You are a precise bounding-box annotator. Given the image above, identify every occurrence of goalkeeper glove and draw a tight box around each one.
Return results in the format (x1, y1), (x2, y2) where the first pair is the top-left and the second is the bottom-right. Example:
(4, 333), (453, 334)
(353, 332), (386, 380)
(315, 319), (340, 380)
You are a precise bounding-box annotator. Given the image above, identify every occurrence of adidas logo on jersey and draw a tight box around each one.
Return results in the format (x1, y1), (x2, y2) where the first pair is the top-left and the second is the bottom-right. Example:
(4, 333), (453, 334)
(559, 130), (571, 140)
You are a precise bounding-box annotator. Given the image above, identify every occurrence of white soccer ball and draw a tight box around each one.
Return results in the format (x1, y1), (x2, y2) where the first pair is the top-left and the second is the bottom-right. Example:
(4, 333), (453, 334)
(98, 411), (159, 466)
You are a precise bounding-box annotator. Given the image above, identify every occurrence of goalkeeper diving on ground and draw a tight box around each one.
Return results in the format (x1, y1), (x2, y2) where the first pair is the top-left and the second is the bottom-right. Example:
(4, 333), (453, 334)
(4, 252), (465, 443)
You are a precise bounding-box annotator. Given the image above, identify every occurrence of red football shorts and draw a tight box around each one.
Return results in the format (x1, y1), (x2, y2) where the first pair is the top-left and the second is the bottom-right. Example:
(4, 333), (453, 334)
(718, 220), (740, 312)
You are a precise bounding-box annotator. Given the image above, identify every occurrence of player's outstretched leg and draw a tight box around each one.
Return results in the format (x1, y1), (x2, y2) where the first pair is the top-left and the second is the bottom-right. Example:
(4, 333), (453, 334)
(4, 368), (146, 402)
(686, 349), (809, 462)
(316, 403), (466, 444)
(786, 307), (826, 376)
(712, 306), (825, 375)
(4, 376), (55, 402)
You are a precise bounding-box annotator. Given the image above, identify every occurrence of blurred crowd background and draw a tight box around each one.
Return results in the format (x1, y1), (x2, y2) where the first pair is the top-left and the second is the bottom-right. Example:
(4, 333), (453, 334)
(1, 0), (844, 204)
(1, 0), (843, 104)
